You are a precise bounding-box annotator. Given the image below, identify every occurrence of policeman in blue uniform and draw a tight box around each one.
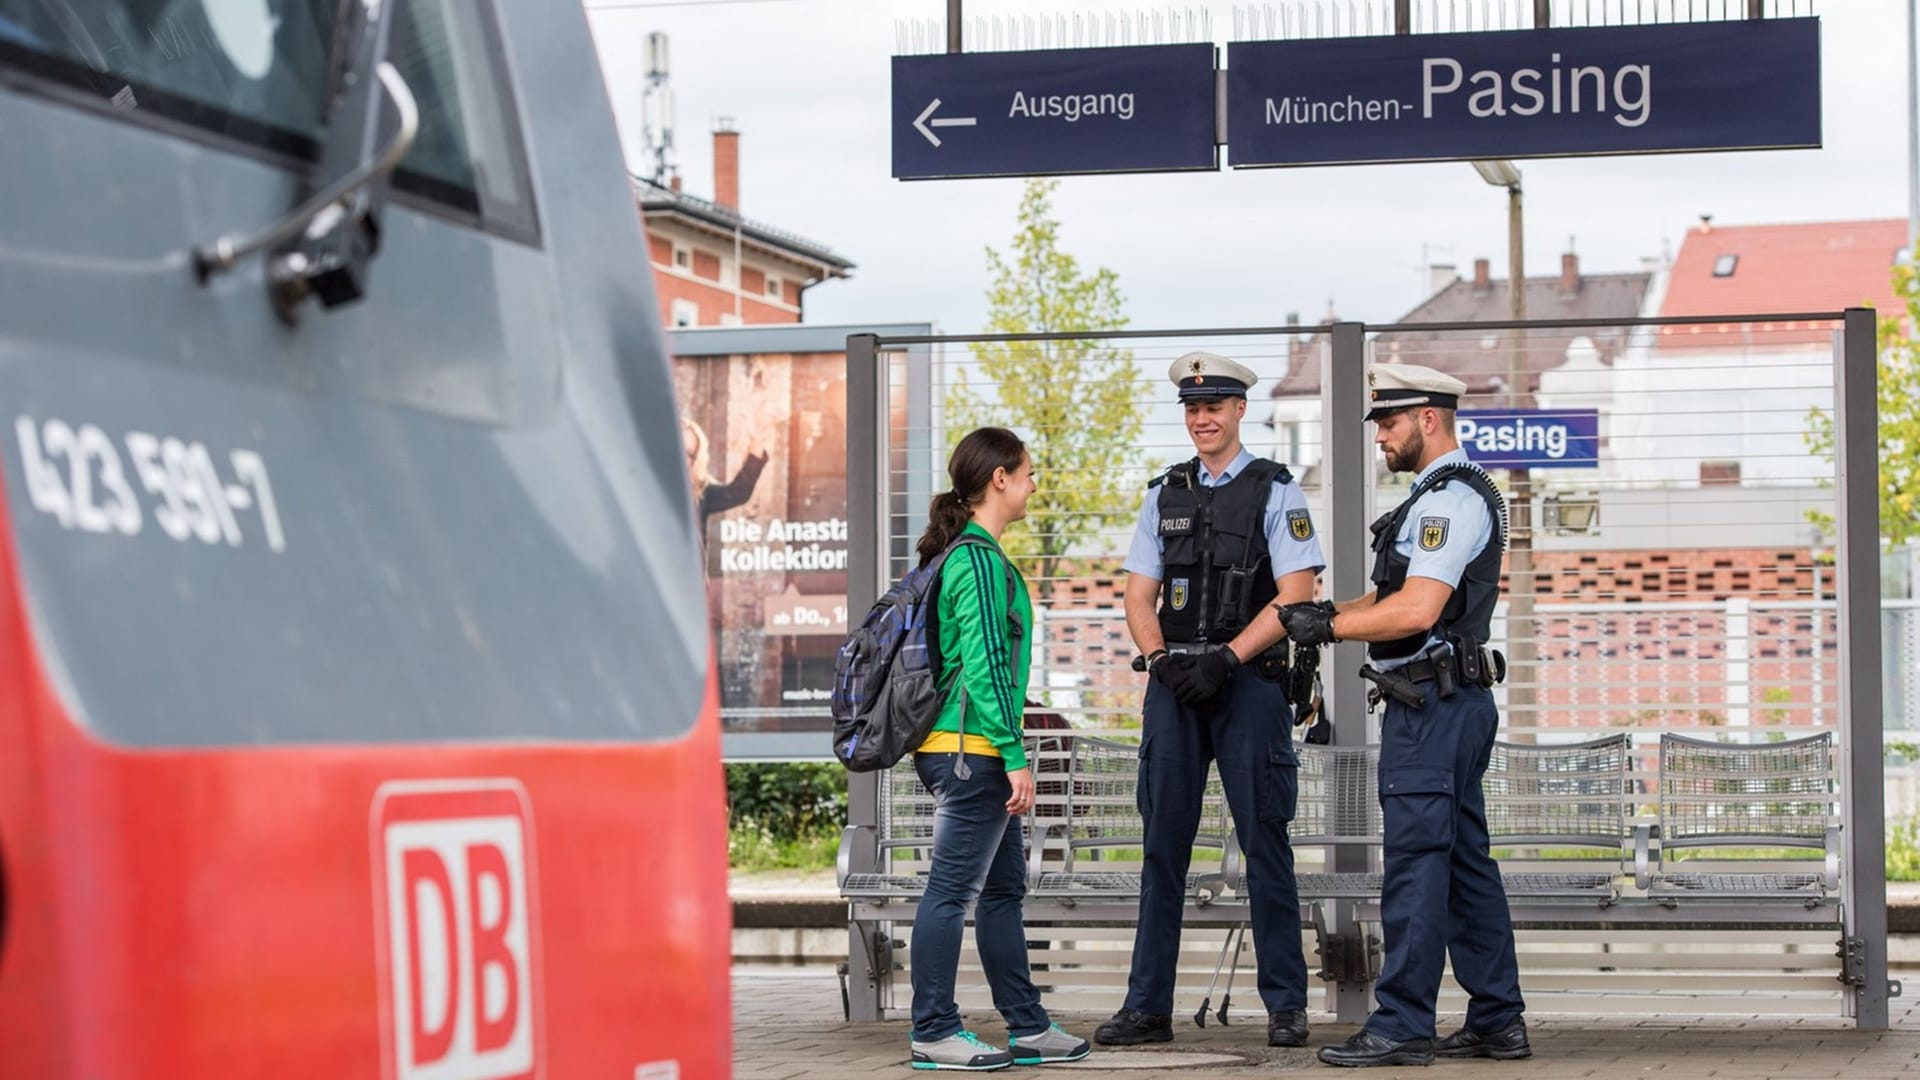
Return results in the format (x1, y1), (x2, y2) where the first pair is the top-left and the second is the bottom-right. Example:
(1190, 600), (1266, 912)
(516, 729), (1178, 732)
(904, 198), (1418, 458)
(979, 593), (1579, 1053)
(1095, 351), (1325, 1050)
(1280, 364), (1529, 1068)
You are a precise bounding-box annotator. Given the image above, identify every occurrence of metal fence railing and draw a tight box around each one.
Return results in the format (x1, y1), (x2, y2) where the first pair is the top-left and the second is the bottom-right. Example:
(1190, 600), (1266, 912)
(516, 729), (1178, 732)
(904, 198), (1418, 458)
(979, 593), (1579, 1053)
(842, 308), (1889, 1027)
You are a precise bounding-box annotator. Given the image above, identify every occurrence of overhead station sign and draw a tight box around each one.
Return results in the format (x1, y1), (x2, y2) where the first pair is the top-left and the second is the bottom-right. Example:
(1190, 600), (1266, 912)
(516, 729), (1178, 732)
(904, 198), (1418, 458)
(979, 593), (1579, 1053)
(1457, 408), (1600, 469)
(891, 44), (1218, 179)
(1227, 18), (1820, 167)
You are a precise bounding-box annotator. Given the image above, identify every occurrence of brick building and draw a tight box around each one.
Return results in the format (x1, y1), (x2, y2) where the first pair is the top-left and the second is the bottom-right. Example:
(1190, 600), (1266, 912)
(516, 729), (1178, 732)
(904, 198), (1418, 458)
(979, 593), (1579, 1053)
(635, 120), (853, 329)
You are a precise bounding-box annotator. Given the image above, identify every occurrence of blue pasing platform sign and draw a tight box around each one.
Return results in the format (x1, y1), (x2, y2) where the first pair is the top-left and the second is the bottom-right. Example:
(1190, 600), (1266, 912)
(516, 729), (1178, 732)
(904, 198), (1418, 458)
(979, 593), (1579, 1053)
(892, 44), (1218, 179)
(1457, 409), (1600, 468)
(1228, 18), (1819, 167)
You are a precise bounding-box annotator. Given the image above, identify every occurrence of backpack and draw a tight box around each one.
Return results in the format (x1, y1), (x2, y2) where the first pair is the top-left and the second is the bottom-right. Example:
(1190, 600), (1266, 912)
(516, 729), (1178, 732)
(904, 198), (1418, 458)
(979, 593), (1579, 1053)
(830, 533), (1020, 772)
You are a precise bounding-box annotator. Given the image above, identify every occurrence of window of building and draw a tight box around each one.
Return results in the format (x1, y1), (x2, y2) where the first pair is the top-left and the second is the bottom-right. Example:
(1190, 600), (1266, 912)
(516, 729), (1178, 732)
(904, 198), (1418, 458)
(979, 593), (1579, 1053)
(1276, 421), (1301, 465)
(1712, 254), (1739, 278)
(673, 244), (692, 270)
(766, 276), (783, 299)
(1700, 460), (1741, 486)
(670, 299), (698, 328)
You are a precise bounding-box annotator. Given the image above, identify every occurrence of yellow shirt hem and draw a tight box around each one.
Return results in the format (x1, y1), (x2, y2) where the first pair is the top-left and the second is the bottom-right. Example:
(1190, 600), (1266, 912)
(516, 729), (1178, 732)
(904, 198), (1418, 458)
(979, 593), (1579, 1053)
(916, 732), (1002, 758)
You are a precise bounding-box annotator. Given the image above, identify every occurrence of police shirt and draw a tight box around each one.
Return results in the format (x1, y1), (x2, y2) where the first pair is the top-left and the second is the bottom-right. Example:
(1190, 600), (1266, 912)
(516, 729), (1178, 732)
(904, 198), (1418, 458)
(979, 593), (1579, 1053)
(1121, 447), (1326, 582)
(1375, 447), (1494, 670)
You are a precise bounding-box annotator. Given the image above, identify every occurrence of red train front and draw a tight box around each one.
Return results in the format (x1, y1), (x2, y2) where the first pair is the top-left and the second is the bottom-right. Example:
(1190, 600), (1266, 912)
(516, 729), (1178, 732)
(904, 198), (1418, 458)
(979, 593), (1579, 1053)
(0, 1), (730, 1076)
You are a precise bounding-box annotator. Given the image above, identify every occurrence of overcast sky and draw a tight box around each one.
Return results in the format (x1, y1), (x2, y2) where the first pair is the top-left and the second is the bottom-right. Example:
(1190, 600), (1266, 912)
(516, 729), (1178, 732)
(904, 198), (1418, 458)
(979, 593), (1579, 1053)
(585, 0), (1913, 334)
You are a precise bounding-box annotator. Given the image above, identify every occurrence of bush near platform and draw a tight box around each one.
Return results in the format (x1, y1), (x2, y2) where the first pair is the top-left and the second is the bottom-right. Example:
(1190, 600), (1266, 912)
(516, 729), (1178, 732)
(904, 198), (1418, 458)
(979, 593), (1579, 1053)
(726, 763), (847, 871)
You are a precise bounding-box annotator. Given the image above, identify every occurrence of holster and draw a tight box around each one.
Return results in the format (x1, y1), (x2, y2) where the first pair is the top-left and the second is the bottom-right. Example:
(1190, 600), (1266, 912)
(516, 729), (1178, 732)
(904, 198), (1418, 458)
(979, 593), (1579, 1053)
(1358, 664), (1427, 710)
(1446, 632), (1505, 689)
(1424, 642), (1459, 699)
(1252, 643), (1291, 684)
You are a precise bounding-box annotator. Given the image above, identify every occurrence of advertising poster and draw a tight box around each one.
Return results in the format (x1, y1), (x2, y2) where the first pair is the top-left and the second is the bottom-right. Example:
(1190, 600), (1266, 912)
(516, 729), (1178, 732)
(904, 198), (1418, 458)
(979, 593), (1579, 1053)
(674, 347), (850, 732)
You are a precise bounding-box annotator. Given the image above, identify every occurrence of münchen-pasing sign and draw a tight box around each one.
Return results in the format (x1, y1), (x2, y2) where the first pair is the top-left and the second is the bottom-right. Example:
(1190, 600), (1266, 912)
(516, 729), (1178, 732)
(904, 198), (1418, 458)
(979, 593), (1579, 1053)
(1457, 409), (1600, 469)
(1227, 18), (1819, 167)
(891, 44), (1217, 179)
(890, 19), (1821, 179)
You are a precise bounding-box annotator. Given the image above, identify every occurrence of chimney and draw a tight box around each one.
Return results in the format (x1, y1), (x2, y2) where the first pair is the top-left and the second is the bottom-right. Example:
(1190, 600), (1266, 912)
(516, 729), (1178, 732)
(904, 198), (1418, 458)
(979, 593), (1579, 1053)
(1429, 263), (1458, 295)
(1560, 251), (1580, 293)
(668, 171), (682, 193)
(1472, 258), (1490, 290)
(713, 117), (739, 212)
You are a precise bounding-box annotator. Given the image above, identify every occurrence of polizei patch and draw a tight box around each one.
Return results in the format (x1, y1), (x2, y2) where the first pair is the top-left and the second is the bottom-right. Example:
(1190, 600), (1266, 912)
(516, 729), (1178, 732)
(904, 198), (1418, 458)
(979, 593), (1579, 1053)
(1287, 509), (1314, 541)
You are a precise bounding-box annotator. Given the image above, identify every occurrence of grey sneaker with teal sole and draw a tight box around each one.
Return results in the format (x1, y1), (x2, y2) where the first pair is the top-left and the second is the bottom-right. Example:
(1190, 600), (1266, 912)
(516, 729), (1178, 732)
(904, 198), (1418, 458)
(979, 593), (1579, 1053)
(1011, 1023), (1091, 1066)
(910, 1031), (1014, 1071)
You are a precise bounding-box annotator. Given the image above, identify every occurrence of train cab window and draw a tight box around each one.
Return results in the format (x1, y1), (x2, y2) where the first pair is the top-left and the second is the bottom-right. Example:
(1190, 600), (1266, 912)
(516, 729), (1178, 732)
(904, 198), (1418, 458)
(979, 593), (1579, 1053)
(0, 2), (537, 243)
(0, 1), (339, 155)
(387, 0), (539, 242)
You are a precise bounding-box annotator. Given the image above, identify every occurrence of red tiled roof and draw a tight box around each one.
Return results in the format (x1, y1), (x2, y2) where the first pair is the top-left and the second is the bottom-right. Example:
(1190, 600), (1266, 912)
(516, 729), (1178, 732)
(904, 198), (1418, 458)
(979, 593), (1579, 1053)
(1656, 218), (1906, 349)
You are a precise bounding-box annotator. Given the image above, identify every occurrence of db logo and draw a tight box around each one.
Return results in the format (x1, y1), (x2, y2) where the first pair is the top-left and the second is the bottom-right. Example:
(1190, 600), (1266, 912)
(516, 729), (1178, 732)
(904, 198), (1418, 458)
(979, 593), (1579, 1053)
(373, 780), (544, 1080)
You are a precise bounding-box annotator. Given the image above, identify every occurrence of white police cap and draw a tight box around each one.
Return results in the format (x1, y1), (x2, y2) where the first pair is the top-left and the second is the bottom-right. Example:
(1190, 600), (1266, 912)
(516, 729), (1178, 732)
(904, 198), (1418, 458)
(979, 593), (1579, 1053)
(1365, 363), (1467, 421)
(1169, 351), (1258, 401)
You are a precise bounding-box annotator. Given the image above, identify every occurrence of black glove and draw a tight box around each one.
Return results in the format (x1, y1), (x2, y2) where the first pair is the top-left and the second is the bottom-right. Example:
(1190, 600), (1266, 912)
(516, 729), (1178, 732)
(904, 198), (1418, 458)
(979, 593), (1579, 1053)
(1279, 601), (1340, 647)
(1151, 652), (1197, 700)
(1178, 648), (1239, 706)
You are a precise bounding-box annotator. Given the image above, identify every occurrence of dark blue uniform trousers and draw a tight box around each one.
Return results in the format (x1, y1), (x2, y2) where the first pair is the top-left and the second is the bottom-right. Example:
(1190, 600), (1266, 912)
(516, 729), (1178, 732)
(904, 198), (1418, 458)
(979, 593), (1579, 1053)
(1124, 672), (1307, 1016)
(1367, 683), (1526, 1042)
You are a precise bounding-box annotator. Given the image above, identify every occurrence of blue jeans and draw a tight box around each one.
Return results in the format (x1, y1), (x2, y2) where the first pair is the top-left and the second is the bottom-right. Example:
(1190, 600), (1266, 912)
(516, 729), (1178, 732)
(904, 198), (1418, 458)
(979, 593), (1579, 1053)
(909, 752), (1052, 1043)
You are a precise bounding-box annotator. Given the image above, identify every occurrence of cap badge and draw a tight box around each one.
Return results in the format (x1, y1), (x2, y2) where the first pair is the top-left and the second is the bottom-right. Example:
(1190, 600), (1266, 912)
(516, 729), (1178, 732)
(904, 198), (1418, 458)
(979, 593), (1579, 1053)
(1189, 357), (1206, 374)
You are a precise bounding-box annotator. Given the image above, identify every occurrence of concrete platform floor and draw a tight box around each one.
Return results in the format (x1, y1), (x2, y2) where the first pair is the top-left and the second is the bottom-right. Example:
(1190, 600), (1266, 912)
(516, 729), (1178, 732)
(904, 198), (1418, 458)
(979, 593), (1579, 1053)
(732, 965), (1920, 1079)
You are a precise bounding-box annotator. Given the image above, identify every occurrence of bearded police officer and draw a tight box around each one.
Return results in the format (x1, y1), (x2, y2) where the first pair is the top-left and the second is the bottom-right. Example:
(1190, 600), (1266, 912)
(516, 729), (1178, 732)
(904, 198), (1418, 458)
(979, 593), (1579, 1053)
(1280, 364), (1528, 1068)
(1095, 351), (1325, 1051)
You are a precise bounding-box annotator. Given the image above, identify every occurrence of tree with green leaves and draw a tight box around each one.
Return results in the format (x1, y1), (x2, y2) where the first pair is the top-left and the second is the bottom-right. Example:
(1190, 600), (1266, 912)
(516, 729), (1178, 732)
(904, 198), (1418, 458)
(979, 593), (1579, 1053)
(1806, 260), (1920, 547)
(949, 179), (1145, 597)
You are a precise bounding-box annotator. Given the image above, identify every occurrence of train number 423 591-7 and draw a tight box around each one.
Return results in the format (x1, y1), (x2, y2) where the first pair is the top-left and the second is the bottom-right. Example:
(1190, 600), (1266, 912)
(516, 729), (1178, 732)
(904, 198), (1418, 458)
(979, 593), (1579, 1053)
(13, 416), (286, 554)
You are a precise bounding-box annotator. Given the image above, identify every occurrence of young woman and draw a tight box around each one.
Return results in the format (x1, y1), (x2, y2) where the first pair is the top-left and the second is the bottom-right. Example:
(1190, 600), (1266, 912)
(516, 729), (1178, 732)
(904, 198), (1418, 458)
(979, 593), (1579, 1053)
(682, 416), (769, 534)
(908, 427), (1091, 1072)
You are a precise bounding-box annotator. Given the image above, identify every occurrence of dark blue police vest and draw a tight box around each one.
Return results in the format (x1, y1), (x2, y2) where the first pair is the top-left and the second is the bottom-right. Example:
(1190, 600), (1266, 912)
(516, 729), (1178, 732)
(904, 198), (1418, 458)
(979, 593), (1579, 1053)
(1150, 457), (1292, 644)
(1368, 461), (1508, 662)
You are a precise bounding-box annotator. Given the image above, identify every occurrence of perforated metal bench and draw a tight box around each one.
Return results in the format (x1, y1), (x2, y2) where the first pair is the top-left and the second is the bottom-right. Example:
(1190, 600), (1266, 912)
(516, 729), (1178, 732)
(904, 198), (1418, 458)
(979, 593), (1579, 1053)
(1634, 731), (1841, 919)
(1489, 733), (1632, 908)
(837, 735), (1236, 916)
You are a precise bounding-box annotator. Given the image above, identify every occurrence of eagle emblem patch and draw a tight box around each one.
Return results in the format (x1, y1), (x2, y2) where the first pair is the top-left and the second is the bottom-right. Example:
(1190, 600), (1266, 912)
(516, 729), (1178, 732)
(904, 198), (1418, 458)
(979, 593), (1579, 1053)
(1419, 516), (1450, 551)
(1170, 578), (1189, 611)
(1287, 508), (1314, 541)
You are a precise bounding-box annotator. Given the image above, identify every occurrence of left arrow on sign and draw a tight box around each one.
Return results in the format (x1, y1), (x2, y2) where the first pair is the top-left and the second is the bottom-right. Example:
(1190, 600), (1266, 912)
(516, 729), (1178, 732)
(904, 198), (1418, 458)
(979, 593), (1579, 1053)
(913, 98), (978, 147)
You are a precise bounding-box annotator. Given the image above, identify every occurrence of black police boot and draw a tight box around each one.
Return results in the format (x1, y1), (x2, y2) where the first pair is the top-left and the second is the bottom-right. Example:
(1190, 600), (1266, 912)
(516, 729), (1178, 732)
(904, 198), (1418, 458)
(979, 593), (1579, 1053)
(1267, 1008), (1309, 1047)
(1094, 1009), (1173, 1046)
(1434, 1017), (1531, 1060)
(1315, 1029), (1435, 1068)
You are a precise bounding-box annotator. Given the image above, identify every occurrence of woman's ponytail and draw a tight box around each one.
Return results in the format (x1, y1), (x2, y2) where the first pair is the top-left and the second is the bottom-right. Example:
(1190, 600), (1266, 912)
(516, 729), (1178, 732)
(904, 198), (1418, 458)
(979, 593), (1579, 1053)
(916, 489), (974, 565)
(913, 426), (1027, 566)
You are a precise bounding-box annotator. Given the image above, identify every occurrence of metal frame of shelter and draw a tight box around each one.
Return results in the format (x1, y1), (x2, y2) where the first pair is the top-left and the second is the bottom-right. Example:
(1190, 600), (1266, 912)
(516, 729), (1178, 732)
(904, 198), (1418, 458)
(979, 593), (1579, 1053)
(840, 308), (1891, 1029)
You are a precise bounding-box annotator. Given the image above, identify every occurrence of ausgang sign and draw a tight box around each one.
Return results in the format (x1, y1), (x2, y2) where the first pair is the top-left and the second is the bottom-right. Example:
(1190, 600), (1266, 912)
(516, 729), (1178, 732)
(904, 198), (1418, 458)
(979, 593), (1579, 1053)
(891, 44), (1218, 179)
(1227, 18), (1820, 167)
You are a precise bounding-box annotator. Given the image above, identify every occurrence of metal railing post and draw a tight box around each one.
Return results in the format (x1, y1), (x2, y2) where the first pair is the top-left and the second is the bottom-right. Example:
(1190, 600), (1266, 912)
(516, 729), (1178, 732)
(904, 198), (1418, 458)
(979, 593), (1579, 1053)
(845, 332), (887, 1022)
(1325, 320), (1375, 1022)
(1836, 307), (1890, 1028)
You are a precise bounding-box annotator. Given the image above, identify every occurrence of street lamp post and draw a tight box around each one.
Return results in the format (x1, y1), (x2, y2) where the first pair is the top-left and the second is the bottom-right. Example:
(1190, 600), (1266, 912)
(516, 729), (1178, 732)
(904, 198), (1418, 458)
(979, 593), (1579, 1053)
(1472, 159), (1536, 735)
